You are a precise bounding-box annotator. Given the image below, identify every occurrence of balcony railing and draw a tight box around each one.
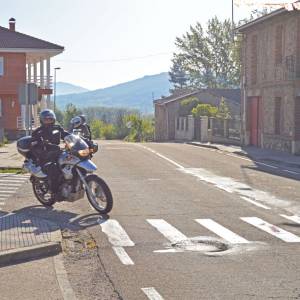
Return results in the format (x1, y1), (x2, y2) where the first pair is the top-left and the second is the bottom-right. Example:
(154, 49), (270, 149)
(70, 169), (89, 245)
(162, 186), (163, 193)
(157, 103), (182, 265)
(27, 76), (53, 89)
(17, 116), (39, 130)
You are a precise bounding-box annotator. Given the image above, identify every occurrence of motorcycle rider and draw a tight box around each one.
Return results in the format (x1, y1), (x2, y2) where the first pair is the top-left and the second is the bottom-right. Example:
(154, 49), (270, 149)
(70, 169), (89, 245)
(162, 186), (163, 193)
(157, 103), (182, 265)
(31, 109), (69, 196)
(69, 114), (92, 140)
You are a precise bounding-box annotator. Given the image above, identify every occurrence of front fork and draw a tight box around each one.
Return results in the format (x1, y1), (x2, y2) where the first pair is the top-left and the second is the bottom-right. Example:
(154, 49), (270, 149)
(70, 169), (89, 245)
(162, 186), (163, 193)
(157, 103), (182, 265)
(76, 168), (96, 201)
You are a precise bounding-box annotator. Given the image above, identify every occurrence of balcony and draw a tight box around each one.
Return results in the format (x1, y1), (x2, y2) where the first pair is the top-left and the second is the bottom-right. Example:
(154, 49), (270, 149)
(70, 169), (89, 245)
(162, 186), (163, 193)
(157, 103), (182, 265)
(27, 75), (53, 96)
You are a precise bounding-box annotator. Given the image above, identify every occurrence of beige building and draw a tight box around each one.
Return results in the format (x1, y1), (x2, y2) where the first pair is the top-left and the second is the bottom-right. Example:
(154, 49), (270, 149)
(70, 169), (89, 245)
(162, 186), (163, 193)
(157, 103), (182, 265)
(238, 8), (300, 154)
(154, 89), (241, 141)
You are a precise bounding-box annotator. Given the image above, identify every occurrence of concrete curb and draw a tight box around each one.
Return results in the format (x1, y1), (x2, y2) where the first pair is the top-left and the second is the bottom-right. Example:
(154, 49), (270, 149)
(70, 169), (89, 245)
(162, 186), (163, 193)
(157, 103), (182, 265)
(187, 141), (219, 150)
(0, 228), (62, 267)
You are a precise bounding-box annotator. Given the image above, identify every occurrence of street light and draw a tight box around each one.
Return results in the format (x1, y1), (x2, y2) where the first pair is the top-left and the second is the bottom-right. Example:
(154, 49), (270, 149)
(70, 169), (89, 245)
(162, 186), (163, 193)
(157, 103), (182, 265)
(53, 67), (61, 113)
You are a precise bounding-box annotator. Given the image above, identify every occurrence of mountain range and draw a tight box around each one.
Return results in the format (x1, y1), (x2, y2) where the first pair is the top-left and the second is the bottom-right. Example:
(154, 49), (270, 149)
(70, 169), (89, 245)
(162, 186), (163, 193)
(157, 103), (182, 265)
(56, 82), (90, 95)
(56, 72), (172, 113)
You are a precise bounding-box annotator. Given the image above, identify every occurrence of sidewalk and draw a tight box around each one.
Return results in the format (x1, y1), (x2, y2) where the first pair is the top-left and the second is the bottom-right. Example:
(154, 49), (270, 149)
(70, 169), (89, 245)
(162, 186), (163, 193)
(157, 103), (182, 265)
(0, 211), (62, 266)
(0, 141), (23, 169)
(187, 141), (300, 170)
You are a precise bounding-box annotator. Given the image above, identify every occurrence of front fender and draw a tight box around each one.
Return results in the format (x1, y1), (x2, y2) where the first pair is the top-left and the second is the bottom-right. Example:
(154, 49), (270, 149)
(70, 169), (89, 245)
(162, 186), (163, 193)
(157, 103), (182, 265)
(77, 159), (97, 173)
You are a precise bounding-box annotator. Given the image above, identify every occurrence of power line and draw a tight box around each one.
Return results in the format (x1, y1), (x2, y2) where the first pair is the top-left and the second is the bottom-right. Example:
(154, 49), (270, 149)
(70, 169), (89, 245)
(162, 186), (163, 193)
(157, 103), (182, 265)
(55, 52), (172, 64)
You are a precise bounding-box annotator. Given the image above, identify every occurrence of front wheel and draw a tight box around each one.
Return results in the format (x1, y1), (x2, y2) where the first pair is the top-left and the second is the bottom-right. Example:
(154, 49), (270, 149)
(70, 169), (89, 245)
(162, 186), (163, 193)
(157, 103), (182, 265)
(85, 174), (113, 214)
(32, 177), (56, 206)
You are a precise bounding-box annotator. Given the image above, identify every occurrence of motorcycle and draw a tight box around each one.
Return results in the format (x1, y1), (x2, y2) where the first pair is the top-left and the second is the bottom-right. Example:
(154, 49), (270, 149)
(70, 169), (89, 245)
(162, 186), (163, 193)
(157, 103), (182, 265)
(17, 134), (113, 214)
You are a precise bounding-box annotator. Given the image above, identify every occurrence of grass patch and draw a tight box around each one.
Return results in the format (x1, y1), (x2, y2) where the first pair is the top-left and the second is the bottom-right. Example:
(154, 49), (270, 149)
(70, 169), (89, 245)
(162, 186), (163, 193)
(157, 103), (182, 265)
(0, 168), (25, 174)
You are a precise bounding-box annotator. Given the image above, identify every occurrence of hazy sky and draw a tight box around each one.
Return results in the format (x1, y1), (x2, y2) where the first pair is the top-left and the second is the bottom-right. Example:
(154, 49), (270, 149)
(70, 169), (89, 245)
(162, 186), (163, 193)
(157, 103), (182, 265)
(0, 0), (253, 90)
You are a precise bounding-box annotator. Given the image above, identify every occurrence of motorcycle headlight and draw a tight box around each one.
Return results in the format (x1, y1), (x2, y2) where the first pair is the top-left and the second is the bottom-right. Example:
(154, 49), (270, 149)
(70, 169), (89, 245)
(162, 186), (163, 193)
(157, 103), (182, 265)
(78, 149), (90, 157)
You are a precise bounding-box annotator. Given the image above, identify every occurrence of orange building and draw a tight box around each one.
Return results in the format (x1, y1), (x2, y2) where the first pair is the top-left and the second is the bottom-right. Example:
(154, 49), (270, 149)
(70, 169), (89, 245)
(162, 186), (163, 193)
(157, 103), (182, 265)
(0, 18), (64, 139)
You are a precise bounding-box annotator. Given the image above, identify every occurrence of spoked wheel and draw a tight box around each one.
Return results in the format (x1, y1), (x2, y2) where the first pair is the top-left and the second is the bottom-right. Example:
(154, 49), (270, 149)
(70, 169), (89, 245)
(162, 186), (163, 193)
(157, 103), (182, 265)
(85, 174), (113, 214)
(32, 178), (56, 206)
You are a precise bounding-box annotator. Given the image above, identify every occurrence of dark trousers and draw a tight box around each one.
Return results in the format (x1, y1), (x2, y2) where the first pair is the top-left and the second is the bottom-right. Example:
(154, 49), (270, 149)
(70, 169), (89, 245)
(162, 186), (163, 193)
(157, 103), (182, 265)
(32, 144), (61, 193)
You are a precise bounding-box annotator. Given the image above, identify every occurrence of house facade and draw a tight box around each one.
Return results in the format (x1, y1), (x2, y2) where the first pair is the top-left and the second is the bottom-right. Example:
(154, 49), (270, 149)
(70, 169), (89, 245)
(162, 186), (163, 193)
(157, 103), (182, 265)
(238, 8), (300, 154)
(0, 18), (64, 139)
(154, 89), (241, 141)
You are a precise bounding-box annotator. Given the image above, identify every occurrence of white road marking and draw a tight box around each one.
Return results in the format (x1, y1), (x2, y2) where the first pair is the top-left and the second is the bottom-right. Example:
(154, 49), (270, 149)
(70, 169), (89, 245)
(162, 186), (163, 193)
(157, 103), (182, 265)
(112, 246), (134, 265)
(280, 214), (300, 224)
(0, 179), (27, 183)
(137, 145), (184, 169)
(0, 183), (23, 187)
(0, 186), (18, 190)
(142, 287), (164, 300)
(0, 190), (17, 194)
(138, 145), (291, 211)
(241, 217), (300, 242)
(195, 219), (250, 244)
(147, 219), (187, 244)
(0, 202), (5, 205)
(99, 219), (134, 247)
(240, 196), (271, 210)
(255, 162), (278, 169)
(283, 170), (300, 175)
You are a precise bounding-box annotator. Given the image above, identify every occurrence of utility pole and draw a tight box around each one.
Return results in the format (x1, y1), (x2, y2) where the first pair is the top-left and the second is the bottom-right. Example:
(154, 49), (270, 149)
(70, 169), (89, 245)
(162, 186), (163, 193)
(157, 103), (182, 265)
(53, 67), (61, 113)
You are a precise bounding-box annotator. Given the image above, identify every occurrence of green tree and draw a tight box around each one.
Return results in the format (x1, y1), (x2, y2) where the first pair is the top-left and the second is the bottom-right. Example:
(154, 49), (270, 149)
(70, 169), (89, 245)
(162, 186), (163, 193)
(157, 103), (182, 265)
(63, 103), (81, 128)
(192, 103), (218, 118)
(179, 97), (201, 116)
(217, 97), (231, 120)
(169, 17), (240, 90)
(169, 55), (190, 91)
(90, 119), (104, 139)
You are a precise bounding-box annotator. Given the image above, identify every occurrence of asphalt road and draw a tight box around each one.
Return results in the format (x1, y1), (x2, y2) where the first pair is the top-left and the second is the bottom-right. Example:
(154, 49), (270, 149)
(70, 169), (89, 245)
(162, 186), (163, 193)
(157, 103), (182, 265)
(88, 141), (300, 300)
(5, 141), (300, 299)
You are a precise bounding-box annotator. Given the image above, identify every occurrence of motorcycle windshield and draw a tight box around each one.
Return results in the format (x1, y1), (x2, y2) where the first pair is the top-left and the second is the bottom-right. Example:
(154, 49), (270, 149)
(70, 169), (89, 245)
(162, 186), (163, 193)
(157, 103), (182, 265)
(64, 134), (88, 151)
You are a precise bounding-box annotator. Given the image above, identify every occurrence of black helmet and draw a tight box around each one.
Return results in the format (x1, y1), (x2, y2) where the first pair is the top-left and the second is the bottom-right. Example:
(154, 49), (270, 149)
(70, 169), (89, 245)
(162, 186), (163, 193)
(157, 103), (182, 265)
(79, 115), (86, 124)
(40, 109), (56, 126)
(70, 116), (83, 129)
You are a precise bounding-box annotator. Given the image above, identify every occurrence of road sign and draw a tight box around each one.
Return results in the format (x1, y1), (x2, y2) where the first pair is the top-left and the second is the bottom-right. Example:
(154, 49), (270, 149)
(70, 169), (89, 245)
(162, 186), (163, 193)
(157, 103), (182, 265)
(18, 83), (38, 105)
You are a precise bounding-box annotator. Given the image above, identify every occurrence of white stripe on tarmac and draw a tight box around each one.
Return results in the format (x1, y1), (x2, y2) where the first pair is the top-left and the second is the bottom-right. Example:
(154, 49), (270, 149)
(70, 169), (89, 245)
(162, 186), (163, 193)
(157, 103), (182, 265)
(142, 287), (164, 300)
(0, 186), (18, 190)
(241, 217), (300, 242)
(0, 183), (22, 186)
(0, 190), (16, 194)
(195, 219), (250, 244)
(112, 246), (134, 265)
(240, 196), (271, 210)
(0, 202), (5, 205)
(99, 219), (134, 247)
(280, 214), (300, 224)
(0, 180), (26, 183)
(147, 219), (187, 243)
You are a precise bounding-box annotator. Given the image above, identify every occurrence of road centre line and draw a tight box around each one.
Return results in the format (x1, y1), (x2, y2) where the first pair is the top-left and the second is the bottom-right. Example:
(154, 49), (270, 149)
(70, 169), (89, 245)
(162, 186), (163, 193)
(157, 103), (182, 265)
(195, 219), (250, 244)
(138, 145), (292, 211)
(280, 214), (300, 224)
(112, 246), (134, 265)
(241, 217), (300, 243)
(141, 287), (164, 300)
(147, 219), (188, 244)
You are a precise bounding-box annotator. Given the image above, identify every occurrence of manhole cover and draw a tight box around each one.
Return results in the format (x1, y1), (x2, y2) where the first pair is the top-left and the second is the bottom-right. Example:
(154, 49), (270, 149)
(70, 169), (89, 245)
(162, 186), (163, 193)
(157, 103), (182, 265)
(171, 236), (229, 253)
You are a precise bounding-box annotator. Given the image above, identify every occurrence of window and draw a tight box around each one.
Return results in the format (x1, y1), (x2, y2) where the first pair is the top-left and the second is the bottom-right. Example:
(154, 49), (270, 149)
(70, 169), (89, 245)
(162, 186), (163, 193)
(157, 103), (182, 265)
(275, 25), (283, 65)
(180, 118), (184, 130)
(176, 117), (180, 130)
(274, 97), (282, 135)
(250, 35), (257, 85)
(0, 57), (3, 76)
(185, 117), (189, 131)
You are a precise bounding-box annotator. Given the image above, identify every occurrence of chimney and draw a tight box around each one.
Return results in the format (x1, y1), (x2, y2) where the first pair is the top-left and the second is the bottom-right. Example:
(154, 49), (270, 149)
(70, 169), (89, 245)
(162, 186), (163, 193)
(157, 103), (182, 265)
(9, 18), (16, 31)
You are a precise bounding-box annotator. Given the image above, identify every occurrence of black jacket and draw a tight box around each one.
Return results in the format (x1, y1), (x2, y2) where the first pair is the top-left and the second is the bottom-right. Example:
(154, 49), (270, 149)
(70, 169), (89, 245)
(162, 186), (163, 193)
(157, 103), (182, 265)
(32, 124), (69, 146)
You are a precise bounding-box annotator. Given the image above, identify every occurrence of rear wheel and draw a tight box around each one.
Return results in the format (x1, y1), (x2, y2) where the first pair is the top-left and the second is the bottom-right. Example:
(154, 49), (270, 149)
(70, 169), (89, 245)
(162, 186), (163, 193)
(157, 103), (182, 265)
(85, 175), (113, 214)
(32, 178), (56, 206)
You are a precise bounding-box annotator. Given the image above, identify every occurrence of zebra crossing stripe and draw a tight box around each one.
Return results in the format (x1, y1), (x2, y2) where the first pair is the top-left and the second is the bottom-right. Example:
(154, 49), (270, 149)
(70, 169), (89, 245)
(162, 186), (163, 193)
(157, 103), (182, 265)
(112, 246), (134, 265)
(241, 217), (300, 243)
(99, 219), (134, 247)
(280, 214), (300, 224)
(195, 219), (250, 244)
(0, 190), (17, 194)
(99, 219), (135, 265)
(0, 180), (27, 183)
(147, 219), (188, 243)
(141, 287), (164, 300)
